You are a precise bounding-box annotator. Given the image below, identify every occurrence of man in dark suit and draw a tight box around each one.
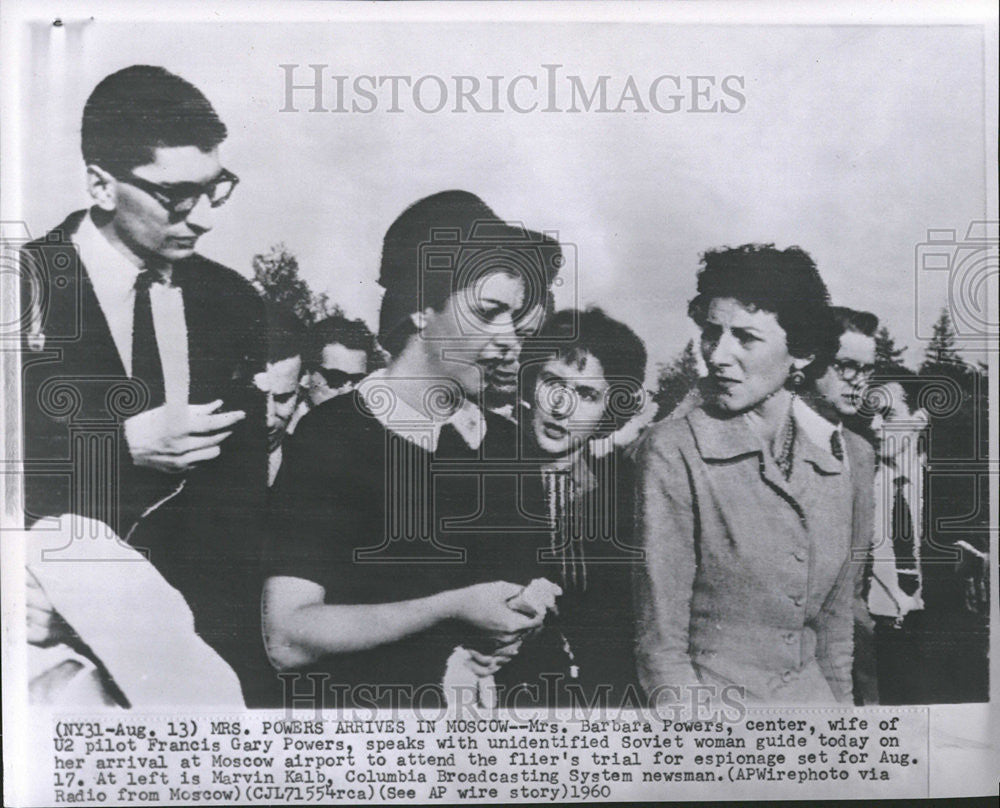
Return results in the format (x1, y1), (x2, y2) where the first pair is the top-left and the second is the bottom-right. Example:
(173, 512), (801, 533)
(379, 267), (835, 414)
(865, 375), (928, 704)
(20, 65), (267, 694)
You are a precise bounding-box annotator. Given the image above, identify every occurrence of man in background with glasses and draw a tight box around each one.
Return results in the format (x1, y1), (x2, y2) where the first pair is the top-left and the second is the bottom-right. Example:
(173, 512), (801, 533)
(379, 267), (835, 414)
(813, 307), (878, 425)
(20, 65), (269, 703)
(304, 315), (375, 407)
(799, 306), (879, 704)
(282, 314), (376, 436)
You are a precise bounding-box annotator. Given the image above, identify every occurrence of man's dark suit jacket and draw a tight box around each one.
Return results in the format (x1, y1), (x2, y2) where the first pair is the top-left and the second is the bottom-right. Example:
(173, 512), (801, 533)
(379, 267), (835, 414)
(20, 209), (269, 686)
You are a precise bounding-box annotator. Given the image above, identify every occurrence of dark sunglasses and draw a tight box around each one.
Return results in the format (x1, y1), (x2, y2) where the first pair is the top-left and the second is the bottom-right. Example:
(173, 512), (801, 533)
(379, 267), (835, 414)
(116, 168), (240, 216)
(317, 369), (366, 388)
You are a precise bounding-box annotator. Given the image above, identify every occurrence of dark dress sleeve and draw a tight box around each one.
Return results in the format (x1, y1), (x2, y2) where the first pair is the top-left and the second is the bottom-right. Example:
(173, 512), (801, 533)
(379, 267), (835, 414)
(265, 404), (377, 604)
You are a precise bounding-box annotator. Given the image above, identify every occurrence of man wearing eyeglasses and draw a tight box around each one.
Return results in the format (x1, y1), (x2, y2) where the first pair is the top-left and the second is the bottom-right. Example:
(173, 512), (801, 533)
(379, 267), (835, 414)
(798, 306), (879, 705)
(304, 315), (375, 408)
(20, 66), (268, 701)
(813, 308), (878, 424)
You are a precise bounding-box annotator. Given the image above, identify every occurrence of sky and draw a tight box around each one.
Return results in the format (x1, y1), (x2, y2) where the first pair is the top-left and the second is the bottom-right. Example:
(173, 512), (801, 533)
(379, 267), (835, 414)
(11, 15), (996, 382)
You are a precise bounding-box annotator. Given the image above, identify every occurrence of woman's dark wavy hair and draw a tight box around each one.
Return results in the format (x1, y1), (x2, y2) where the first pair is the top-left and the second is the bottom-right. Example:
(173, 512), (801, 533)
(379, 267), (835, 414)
(523, 307), (647, 433)
(687, 243), (839, 380)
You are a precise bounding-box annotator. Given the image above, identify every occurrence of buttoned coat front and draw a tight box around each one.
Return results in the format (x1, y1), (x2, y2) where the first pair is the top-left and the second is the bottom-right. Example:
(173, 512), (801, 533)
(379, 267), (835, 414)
(633, 405), (855, 704)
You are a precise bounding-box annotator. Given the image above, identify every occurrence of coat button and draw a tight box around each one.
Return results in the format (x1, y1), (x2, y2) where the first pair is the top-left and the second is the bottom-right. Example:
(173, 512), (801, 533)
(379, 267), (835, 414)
(792, 595), (804, 607)
(793, 549), (806, 562)
(781, 670), (792, 683)
(784, 632), (796, 644)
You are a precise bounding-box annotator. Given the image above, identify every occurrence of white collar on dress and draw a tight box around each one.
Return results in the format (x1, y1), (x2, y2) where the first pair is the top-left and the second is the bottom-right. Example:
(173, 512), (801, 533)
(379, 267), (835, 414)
(357, 368), (486, 452)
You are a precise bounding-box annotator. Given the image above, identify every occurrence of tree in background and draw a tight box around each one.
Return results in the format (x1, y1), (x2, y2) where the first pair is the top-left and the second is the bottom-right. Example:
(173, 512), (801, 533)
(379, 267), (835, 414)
(252, 243), (344, 324)
(252, 243), (312, 322)
(920, 308), (963, 373)
(916, 308), (978, 456)
(874, 325), (908, 372)
(308, 291), (346, 323)
(908, 309), (989, 702)
(652, 339), (700, 421)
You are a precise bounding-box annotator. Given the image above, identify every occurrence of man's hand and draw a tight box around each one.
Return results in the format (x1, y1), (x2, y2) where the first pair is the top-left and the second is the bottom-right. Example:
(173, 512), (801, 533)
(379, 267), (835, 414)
(124, 400), (245, 473)
(452, 581), (545, 636)
(26, 570), (74, 647)
(954, 540), (989, 617)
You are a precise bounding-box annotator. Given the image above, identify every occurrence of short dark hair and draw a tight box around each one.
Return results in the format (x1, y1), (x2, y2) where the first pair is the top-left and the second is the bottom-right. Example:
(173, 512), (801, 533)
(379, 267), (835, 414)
(831, 306), (879, 338)
(868, 367), (922, 414)
(376, 191), (559, 357)
(264, 302), (306, 364)
(526, 307), (647, 431)
(687, 243), (838, 380)
(81, 65), (227, 175)
(307, 315), (375, 369)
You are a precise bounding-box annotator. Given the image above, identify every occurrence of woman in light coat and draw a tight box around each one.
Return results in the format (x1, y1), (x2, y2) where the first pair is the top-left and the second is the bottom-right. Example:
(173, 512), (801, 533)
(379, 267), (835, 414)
(634, 243), (855, 705)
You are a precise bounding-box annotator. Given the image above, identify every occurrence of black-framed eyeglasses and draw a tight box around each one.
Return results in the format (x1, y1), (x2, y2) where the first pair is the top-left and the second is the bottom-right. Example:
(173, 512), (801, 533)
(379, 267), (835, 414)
(116, 169), (240, 216)
(832, 359), (875, 382)
(317, 369), (366, 389)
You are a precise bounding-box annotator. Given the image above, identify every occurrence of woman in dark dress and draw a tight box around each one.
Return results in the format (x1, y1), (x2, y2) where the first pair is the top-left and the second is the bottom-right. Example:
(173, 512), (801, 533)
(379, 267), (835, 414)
(262, 191), (558, 708)
(498, 307), (648, 707)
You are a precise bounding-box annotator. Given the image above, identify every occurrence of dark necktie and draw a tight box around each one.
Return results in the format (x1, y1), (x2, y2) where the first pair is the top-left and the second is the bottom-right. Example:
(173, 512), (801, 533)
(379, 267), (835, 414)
(830, 430), (845, 462)
(132, 271), (165, 410)
(891, 475), (920, 596)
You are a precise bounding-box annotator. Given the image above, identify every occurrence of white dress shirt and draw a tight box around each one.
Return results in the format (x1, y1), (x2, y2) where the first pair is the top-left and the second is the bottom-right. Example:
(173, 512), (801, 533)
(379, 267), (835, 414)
(267, 446), (283, 488)
(868, 453), (925, 620)
(73, 211), (189, 404)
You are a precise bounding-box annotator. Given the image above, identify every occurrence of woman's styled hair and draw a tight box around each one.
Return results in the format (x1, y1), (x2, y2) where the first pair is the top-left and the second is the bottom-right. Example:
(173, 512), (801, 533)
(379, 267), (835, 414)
(376, 191), (560, 357)
(687, 243), (838, 379)
(377, 190), (502, 356)
(525, 307), (648, 432)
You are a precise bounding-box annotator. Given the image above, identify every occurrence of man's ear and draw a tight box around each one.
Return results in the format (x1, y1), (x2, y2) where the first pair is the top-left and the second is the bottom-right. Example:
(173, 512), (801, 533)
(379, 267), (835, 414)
(85, 164), (118, 211)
